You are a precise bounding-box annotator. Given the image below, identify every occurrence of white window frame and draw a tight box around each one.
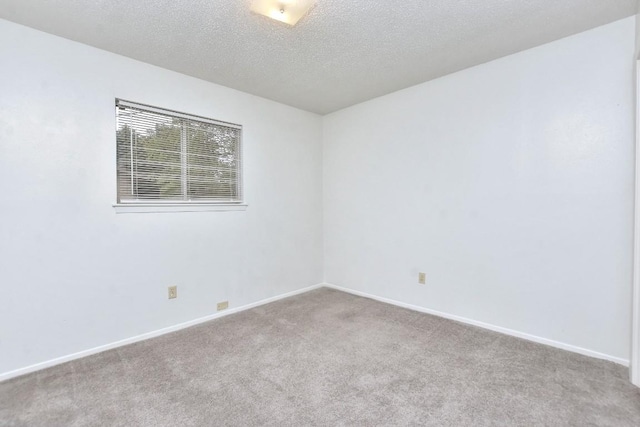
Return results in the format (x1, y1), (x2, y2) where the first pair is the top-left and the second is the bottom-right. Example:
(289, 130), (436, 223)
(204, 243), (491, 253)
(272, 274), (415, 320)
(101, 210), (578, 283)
(112, 100), (247, 213)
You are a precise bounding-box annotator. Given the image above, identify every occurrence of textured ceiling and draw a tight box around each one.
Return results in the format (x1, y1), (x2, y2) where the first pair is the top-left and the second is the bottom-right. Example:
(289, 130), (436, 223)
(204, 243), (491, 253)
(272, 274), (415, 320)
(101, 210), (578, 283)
(0, 0), (637, 114)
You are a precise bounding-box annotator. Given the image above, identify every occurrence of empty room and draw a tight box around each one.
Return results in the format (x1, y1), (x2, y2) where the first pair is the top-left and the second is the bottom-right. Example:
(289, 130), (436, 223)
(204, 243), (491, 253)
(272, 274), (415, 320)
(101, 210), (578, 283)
(2, 0), (640, 425)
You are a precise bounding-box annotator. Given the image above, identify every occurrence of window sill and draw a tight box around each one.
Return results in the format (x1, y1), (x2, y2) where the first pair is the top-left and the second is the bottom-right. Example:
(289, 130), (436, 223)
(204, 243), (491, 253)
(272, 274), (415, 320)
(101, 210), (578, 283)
(113, 203), (248, 214)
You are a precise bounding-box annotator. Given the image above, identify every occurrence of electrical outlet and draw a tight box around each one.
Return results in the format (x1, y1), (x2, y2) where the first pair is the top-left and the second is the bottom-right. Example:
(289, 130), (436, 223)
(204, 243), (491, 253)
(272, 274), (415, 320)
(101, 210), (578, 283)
(217, 301), (229, 311)
(168, 286), (177, 299)
(418, 272), (426, 285)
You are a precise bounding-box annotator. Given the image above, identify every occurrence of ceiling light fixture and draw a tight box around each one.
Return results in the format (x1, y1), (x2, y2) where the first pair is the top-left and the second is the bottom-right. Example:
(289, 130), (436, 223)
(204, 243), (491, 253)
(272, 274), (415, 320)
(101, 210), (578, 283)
(250, 0), (315, 26)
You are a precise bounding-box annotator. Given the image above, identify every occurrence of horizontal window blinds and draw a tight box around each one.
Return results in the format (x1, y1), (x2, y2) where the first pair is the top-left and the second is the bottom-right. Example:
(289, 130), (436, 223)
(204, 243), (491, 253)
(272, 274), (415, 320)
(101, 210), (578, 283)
(116, 100), (242, 204)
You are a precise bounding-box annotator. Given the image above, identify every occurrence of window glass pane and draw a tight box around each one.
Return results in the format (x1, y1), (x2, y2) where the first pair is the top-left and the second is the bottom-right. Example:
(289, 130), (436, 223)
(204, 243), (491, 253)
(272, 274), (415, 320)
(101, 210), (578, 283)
(186, 122), (240, 200)
(116, 100), (242, 204)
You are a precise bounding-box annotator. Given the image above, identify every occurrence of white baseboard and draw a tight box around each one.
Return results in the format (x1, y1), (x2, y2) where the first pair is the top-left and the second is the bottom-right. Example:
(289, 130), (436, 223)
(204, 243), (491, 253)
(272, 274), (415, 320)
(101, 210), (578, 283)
(323, 283), (630, 367)
(0, 283), (323, 382)
(2, 282), (628, 382)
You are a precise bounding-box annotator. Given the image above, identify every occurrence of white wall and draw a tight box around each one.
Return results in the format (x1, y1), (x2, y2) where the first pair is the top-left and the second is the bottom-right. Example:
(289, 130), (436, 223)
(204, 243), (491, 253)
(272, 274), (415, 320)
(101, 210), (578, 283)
(636, 5), (640, 59)
(323, 17), (636, 361)
(1, 15), (636, 378)
(0, 19), (323, 376)
(633, 6), (640, 384)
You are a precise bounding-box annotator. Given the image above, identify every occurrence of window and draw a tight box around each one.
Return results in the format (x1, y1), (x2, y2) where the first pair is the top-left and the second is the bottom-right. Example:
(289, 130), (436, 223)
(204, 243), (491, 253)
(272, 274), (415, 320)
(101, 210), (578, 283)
(115, 100), (243, 211)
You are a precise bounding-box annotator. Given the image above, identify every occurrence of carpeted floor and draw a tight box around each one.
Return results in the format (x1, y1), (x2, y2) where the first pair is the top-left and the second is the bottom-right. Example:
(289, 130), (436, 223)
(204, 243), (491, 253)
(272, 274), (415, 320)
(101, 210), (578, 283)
(1, 288), (639, 426)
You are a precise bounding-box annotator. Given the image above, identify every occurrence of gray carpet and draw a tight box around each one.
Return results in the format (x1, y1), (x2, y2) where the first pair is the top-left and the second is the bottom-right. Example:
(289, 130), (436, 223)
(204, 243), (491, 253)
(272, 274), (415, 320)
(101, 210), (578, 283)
(1, 288), (639, 426)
